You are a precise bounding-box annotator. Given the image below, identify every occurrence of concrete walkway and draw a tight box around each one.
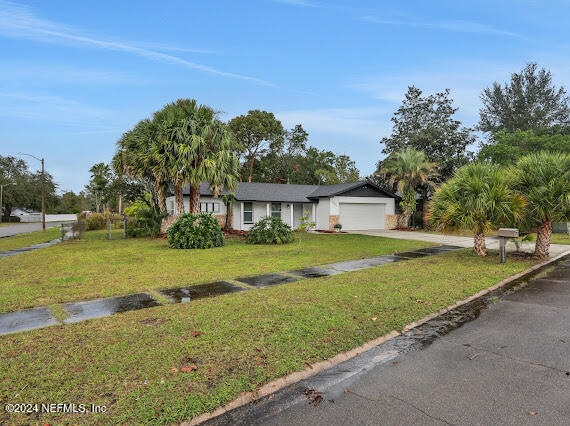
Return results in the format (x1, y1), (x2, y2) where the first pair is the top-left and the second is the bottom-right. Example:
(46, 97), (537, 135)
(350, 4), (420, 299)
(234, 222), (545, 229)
(352, 229), (570, 257)
(0, 244), (463, 335)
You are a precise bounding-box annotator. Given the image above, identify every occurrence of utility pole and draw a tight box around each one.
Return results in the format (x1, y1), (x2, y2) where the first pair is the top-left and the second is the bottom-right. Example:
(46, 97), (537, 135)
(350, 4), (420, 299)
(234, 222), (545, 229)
(19, 153), (46, 231)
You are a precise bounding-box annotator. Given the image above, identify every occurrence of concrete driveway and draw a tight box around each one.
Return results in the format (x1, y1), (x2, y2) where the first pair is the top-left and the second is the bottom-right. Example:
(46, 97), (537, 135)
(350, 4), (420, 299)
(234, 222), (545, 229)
(351, 229), (570, 257)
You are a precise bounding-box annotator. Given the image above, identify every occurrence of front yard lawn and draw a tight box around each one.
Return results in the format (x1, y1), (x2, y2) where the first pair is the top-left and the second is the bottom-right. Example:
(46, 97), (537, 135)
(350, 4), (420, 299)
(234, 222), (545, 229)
(0, 250), (536, 425)
(0, 231), (432, 312)
(549, 233), (570, 245)
(0, 227), (60, 252)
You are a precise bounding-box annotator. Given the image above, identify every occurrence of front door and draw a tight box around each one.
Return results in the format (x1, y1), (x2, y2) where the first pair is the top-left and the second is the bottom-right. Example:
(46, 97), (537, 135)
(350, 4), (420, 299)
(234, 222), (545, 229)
(293, 204), (304, 229)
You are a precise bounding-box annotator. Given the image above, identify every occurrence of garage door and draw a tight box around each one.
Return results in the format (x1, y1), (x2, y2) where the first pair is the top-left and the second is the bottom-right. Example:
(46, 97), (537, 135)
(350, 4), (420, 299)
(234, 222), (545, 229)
(339, 203), (385, 231)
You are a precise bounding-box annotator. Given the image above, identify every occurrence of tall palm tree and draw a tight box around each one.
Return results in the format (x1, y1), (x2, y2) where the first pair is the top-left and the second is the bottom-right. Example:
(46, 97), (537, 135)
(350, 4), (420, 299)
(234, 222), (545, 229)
(428, 162), (526, 256)
(153, 99), (239, 215)
(378, 148), (438, 228)
(88, 162), (111, 213)
(116, 119), (168, 213)
(514, 152), (570, 258)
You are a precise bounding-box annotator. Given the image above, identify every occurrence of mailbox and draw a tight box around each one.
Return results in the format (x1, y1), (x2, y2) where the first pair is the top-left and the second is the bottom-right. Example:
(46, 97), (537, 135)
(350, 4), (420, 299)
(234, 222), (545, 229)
(498, 228), (519, 238)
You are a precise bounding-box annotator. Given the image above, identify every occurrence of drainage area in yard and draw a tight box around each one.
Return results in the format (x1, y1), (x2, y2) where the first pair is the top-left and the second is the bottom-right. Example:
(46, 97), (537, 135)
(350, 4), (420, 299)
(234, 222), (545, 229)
(0, 245), (464, 335)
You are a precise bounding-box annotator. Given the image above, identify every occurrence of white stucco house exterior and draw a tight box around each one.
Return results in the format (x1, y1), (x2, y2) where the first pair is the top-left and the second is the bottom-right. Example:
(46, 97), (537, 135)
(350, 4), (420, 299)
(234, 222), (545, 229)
(166, 180), (399, 231)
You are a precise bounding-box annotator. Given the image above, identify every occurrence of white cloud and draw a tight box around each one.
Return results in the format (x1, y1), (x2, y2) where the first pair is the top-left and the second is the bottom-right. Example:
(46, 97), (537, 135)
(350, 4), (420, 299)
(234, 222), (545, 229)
(273, 0), (321, 8)
(1, 63), (145, 86)
(0, 1), (276, 87)
(349, 61), (531, 128)
(0, 92), (115, 123)
(275, 106), (394, 176)
(361, 16), (526, 39)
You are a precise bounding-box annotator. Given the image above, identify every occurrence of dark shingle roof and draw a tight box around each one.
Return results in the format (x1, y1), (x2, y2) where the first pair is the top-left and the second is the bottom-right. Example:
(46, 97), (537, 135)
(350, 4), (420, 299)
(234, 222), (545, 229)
(188, 180), (396, 202)
(197, 182), (318, 202)
(234, 182), (319, 202)
(307, 180), (398, 199)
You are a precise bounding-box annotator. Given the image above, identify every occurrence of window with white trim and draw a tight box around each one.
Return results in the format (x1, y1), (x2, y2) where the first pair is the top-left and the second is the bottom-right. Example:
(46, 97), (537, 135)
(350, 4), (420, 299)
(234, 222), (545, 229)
(200, 202), (220, 213)
(243, 202), (253, 223)
(271, 203), (281, 218)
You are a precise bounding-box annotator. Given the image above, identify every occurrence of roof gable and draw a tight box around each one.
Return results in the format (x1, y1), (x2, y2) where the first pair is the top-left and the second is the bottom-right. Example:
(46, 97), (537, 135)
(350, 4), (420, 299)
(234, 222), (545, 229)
(307, 180), (397, 199)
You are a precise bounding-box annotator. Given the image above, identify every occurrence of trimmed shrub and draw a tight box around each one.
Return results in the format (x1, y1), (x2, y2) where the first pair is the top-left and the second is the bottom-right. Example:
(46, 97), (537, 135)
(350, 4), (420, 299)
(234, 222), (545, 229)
(125, 201), (162, 237)
(246, 216), (294, 244)
(167, 213), (224, 249)
(85, 213), (106, 230)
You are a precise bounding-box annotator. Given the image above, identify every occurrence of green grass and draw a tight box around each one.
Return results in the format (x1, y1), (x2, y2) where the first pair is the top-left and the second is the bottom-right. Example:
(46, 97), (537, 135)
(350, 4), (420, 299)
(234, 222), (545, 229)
(549, 233), (570, 245)
(0, 250), (535, 425)
(0, 227), (61, 252)
(0, 231), (432, 312)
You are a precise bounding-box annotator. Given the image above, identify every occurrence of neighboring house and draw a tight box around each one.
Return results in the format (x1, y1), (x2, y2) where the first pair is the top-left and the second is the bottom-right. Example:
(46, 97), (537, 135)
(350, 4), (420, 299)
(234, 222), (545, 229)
(166, 180), (399, 231)
(10, 208), (39, 218)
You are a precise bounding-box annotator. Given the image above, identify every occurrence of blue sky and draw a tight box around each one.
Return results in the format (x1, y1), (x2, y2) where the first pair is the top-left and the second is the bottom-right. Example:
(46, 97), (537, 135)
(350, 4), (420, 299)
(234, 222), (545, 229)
(1, 0), (569, 194)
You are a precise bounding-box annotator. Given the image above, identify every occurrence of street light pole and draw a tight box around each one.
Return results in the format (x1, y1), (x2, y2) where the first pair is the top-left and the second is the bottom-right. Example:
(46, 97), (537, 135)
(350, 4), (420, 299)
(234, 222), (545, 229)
(41, 157), (45, 231)
(18, 153), (46, 231)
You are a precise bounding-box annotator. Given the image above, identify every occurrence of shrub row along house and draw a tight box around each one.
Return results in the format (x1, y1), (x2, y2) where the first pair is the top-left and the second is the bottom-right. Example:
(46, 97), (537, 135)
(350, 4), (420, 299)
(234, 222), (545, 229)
(166, 180), (399, 231)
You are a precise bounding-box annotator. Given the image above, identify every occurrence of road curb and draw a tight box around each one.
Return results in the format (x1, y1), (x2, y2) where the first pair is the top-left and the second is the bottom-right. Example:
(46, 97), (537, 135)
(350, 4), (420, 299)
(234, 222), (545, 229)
(402, 250), (570, 332)
(185, 250), (570, 426)
(184, 330), (401, 426)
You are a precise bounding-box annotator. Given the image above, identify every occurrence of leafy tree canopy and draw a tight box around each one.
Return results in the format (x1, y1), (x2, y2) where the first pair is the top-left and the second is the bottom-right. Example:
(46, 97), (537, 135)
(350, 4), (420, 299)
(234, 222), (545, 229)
(478, 128), (570, 165)
(479, 62), (569, 134)
(380, 86), (474, 181)
(0, 155), (58, 217)
(228, 110), (284, 182)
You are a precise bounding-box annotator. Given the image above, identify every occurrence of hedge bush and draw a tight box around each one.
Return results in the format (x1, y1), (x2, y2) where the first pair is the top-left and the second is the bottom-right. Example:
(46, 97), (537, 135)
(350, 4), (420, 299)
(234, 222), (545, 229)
(167, 213), (224, 249)
(246, 216), (294, 244)
(124, 201), (162, 237)
(85, 213), (106, 230)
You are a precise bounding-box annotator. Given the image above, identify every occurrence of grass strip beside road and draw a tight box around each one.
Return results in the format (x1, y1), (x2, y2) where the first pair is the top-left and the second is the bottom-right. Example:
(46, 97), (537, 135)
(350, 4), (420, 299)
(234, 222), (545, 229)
(550, 233), (570, 245)
(0, 227), (61, 252)
(0, 250), (535, 425)
(0, 231), (432, 312)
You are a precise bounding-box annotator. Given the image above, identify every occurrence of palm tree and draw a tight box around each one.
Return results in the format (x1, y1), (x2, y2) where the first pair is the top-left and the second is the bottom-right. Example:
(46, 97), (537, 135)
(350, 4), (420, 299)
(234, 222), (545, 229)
(428, 162), (526, 256)
(116, 119), (168, 214)
(153, 99), (239, 214)
(378, 148), (438, 228)
(88, 163), (111, 213)
(514, 152), (570, 258)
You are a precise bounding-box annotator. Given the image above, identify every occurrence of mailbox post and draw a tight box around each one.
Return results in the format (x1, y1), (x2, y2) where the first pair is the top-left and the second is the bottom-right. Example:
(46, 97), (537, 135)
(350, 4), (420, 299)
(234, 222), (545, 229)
(498, 228), (519, 263)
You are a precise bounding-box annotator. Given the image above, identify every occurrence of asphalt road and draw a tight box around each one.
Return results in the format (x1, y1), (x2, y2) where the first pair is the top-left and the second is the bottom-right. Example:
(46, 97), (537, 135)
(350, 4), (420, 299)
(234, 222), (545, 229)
(0, 222), (66, 238)
(205, 256), (570, 425)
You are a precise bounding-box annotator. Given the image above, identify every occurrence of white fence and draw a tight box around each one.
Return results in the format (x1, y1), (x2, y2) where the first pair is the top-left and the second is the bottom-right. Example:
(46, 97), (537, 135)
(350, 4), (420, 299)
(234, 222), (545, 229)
(18, 214), (78, 223)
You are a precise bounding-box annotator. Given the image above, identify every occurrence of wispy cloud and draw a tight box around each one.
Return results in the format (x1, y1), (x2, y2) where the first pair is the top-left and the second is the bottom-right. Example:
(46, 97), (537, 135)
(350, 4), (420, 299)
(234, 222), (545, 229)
(1, 62), (146, 86)
(362, 16), (525, 39)
(0, 92), (115, 123)
(349, 61), (526, 128)
(273, 0), (321, 8)
(0, 1), (276, 87)
(276, 106), (394, 175)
